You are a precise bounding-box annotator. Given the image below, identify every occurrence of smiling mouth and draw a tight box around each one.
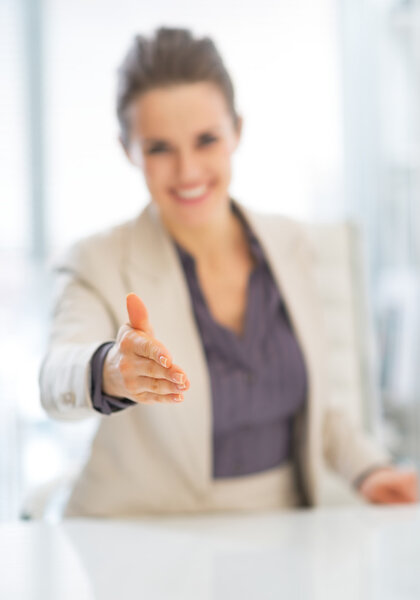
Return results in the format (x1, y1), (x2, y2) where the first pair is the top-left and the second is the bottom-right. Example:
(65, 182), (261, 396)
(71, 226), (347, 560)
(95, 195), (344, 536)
(172, 184), (211, 203)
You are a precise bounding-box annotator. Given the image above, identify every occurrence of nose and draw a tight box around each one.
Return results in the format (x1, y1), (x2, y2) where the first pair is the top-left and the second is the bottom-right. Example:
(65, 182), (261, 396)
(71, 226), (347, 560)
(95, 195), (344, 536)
(175, 149), (202, 183)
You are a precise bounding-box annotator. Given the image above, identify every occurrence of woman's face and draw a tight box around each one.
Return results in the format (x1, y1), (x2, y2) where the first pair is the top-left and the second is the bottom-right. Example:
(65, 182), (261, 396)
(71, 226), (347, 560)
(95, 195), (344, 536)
(124, 82), (242, 229)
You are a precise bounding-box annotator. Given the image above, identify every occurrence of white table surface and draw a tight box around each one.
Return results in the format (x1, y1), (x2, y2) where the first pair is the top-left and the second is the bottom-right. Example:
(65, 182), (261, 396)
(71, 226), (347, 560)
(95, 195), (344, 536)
(2, 505), (420, 600)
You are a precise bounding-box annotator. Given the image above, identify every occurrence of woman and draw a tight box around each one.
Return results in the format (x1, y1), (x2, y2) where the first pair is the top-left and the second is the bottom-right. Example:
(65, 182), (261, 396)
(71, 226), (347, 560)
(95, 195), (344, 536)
(39, 27), (418, 517)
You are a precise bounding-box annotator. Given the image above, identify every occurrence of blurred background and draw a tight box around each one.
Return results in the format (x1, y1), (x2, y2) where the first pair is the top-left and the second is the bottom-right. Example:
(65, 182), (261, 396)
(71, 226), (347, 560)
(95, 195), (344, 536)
(1, 0), (420, 520)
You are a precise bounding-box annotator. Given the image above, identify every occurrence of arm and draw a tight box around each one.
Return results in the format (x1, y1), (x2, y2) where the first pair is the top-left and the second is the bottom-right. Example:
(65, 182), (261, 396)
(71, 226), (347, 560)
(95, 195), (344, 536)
(39, 251), (190, 421)
(297, 220), (418, 503)
(39, 263), (119, 421)
(322, 404), (391, 487)
(323, 405), (419, 503)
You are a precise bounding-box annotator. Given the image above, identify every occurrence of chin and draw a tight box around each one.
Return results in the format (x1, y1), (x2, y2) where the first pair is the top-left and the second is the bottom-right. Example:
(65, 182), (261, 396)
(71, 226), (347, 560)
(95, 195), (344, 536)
(171, 207), (214, 229)
(161, 192), (229, 228)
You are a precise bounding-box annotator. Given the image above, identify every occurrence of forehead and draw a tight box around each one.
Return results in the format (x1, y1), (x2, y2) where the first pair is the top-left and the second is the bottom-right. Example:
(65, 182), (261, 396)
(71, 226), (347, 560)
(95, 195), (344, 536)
(129, 82), (232, 139)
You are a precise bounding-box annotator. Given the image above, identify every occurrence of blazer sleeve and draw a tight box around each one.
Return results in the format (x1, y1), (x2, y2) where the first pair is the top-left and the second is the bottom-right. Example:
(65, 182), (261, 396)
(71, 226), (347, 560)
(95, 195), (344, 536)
(39, 240), (119, 421)
(322, 405), (392, 486)
(298, 222), (392, 487)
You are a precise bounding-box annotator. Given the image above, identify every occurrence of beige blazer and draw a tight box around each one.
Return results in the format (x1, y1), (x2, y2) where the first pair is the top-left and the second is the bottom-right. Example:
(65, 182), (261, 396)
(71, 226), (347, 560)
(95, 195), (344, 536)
(39, 200), (389, 517)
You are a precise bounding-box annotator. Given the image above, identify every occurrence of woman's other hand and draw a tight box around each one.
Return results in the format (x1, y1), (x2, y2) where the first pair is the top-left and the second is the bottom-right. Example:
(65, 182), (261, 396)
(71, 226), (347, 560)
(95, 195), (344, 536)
(102, 293), (190, 404)
(358, 467), (419, 504)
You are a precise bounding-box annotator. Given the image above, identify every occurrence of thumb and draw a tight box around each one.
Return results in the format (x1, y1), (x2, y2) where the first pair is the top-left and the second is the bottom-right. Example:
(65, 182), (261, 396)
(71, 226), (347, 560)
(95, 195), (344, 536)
(126, 293), (154, 336)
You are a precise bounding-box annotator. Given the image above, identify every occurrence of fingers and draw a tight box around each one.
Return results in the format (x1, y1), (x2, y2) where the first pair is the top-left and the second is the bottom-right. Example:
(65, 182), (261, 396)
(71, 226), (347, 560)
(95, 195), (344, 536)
(132, 392), (185, 404)
(374, 487), (412, 504)
(126, 293), (154, 336)
(126, 356), (188, 384)
(395, 472), (419, 502)
(122, 373), (188, 397)
(371, 471), (419, 504)
(117, 350), (190, 404)
(387, 471), (419, 503)
(139, 376), (188, 395)
(375, 489), (416, 504)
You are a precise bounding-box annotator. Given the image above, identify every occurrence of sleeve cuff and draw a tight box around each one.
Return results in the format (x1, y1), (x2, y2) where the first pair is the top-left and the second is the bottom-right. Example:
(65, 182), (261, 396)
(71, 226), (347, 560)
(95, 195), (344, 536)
(352, 462), (394, 490)
(90, 341), (136, 415)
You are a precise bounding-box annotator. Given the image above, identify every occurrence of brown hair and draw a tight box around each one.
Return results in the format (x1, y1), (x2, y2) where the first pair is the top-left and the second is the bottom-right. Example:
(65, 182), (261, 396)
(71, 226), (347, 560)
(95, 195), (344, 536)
(116, 27), (240, 149)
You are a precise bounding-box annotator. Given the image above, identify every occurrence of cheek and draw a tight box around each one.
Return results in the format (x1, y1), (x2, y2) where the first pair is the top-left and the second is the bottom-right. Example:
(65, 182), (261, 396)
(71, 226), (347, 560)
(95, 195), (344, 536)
(213, 145), (234, 181)
(196, 146), (232, 180)
(143, 158), (172, 190)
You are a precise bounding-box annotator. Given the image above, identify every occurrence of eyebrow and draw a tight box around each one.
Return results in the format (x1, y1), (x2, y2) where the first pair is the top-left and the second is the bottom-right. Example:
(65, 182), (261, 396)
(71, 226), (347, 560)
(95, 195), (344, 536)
(142, 126), (221, 146)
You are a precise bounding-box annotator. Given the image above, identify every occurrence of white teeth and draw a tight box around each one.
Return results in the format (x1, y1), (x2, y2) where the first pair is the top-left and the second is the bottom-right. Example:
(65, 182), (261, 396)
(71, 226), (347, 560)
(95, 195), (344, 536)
(176, 185), (207, 199)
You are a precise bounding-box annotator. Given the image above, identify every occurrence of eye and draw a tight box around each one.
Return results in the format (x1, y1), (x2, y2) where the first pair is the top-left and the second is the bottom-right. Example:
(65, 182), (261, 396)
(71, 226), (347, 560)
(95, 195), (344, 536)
(147, 143), (170, 155)
(198, 133), (218, 147)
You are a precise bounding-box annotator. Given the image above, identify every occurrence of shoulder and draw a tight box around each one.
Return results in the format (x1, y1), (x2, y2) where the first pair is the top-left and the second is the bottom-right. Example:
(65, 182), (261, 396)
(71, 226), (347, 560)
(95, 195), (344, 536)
(49, 211), (143, 278)
(237, 201), (315, 262)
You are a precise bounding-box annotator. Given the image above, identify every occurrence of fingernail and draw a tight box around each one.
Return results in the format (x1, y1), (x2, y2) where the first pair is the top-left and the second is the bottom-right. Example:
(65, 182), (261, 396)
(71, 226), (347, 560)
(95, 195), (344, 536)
(159, 355), (168, 368)
(176, 383), (186, 390)
(172, 373), (185, 384)
(174, 394), (183, 402)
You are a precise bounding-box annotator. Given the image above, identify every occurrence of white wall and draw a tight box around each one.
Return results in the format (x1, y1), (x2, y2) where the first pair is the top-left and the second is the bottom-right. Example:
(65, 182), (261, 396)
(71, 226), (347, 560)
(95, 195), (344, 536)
(0, 1), (28, 250)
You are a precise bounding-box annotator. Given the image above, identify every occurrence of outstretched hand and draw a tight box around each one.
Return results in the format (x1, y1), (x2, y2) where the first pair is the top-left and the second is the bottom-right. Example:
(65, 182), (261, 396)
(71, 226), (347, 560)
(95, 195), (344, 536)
(101, 292), (190, 404)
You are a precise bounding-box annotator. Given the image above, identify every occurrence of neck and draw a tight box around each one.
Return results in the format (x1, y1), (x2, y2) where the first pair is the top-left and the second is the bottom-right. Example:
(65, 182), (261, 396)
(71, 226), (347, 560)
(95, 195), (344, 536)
(162, 201), (247, 266)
